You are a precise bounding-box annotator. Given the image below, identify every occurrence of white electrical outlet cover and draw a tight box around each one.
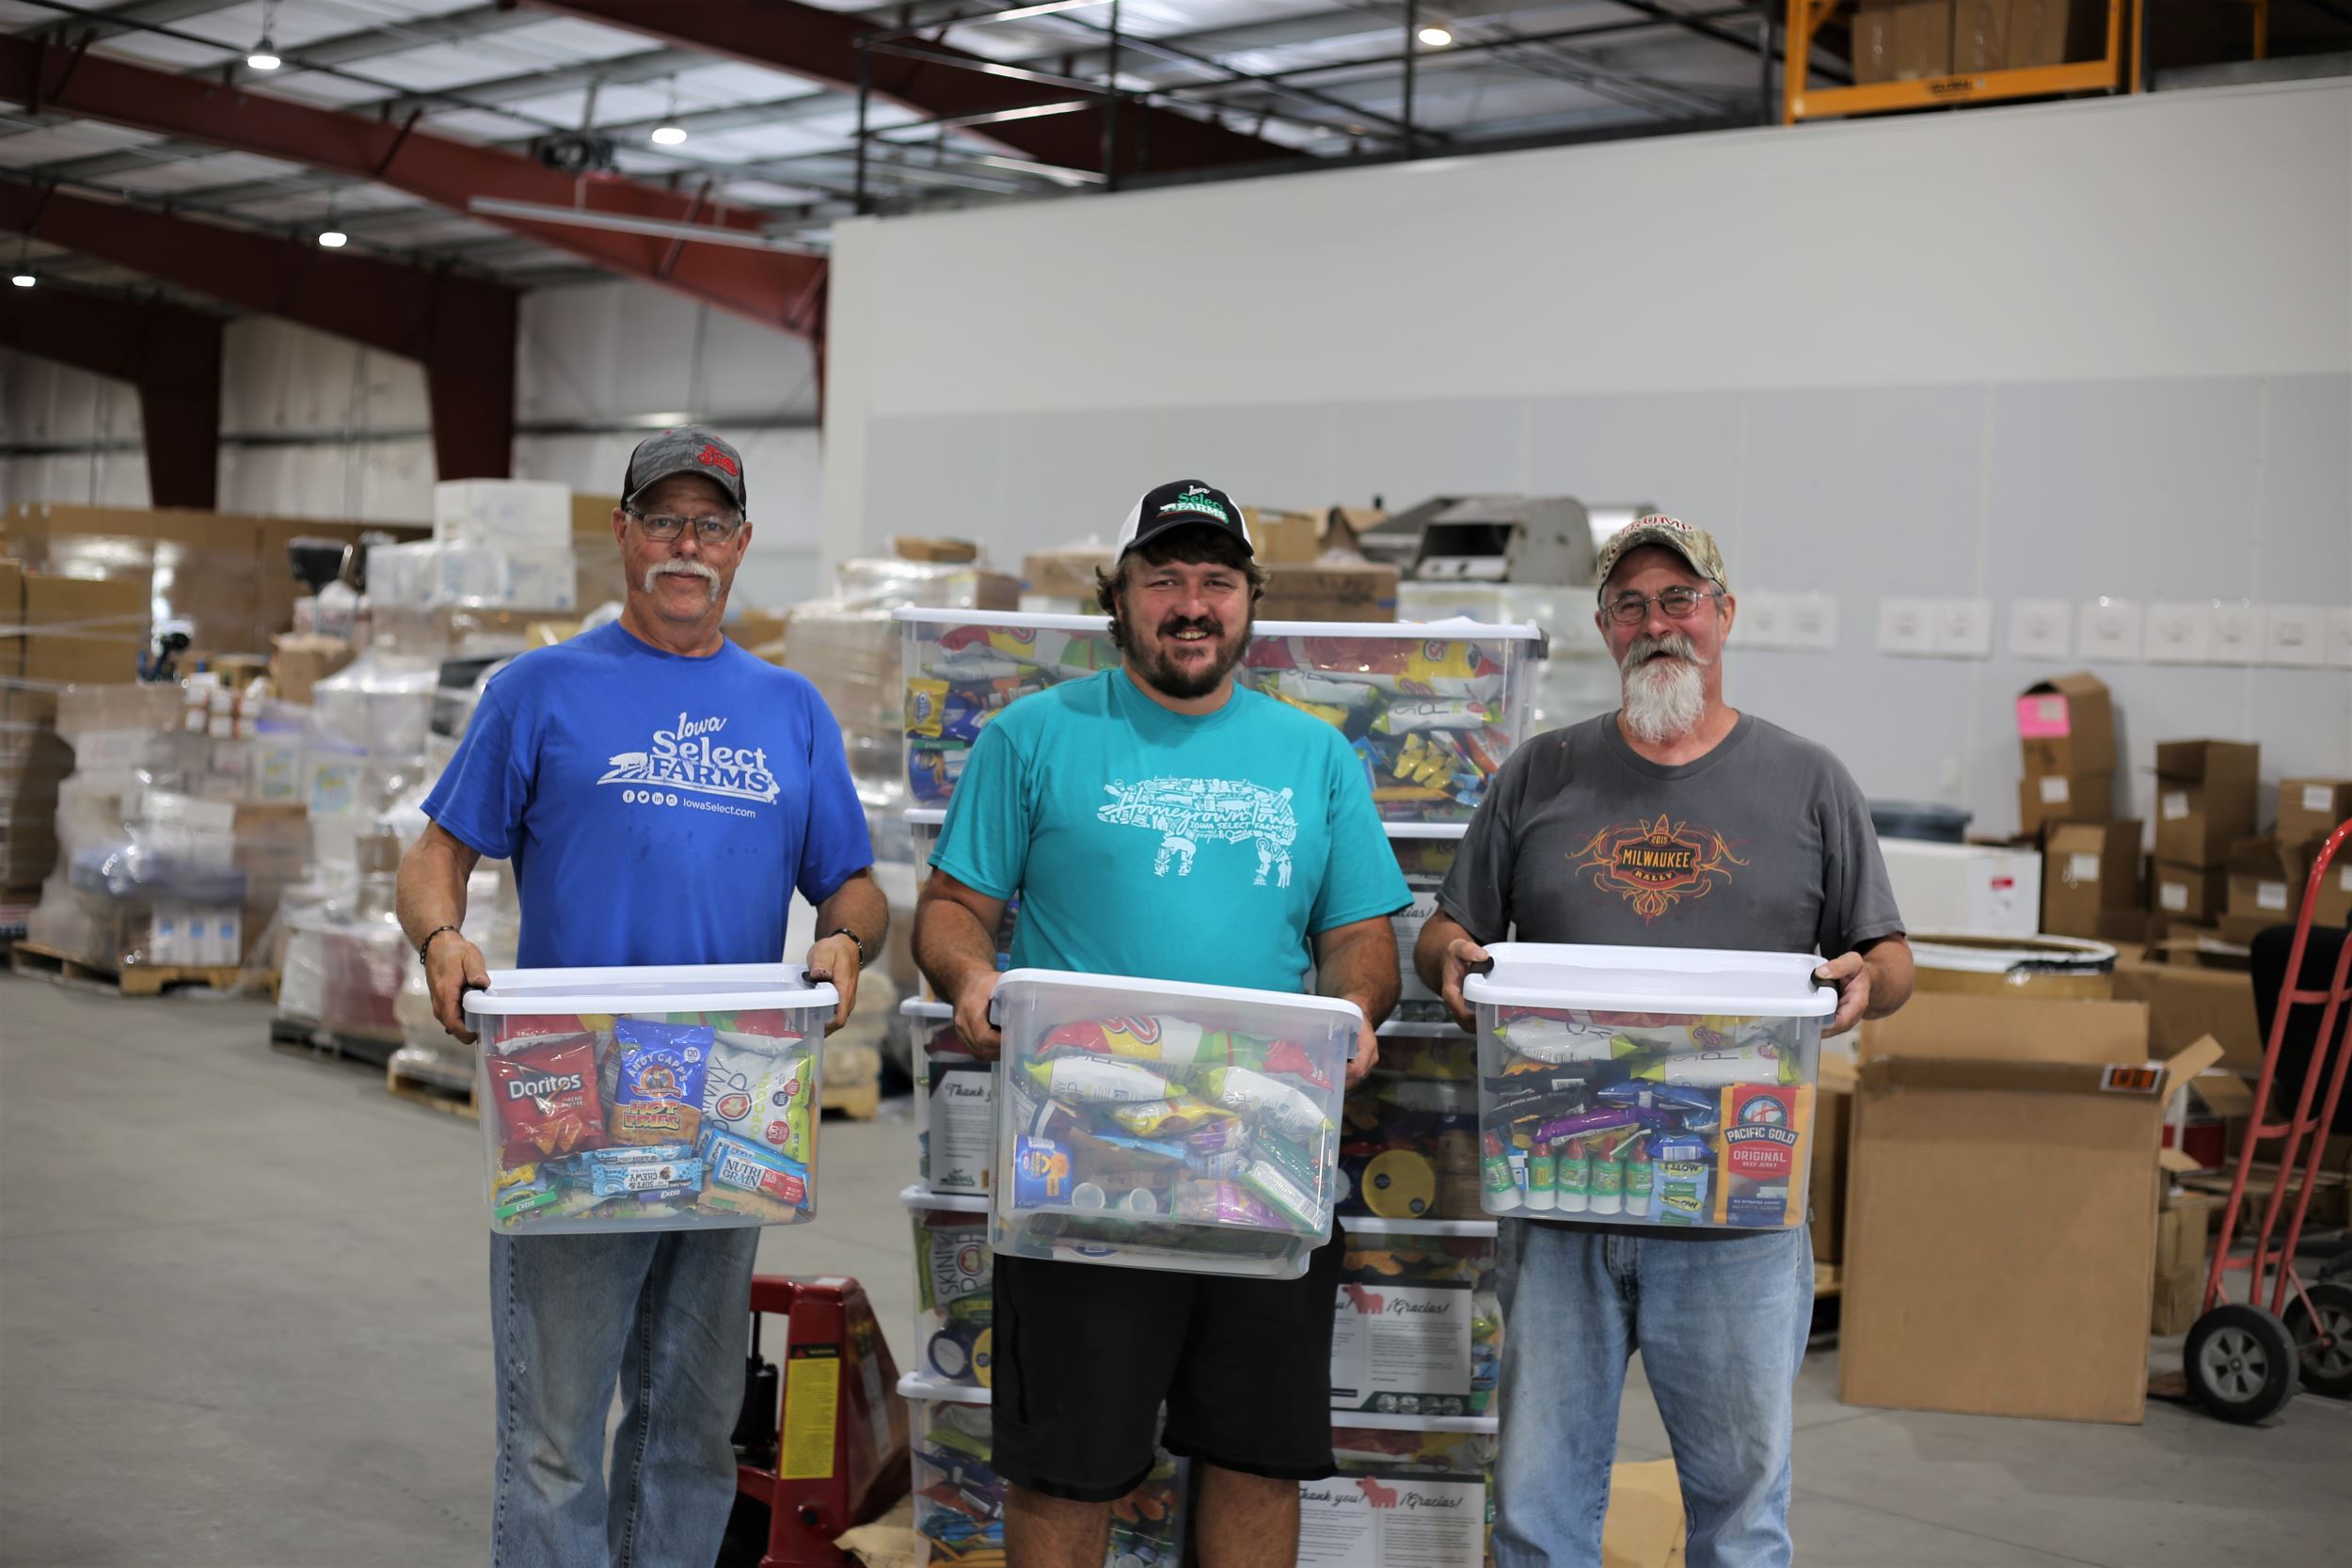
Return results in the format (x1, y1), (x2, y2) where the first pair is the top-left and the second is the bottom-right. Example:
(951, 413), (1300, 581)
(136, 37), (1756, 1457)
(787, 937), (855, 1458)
(1738, 590), (1789, 650)
(2329, 608), (2352, 670)
(2209, 603), (2265, 664)
(1933, 598), (1992, 658)
(1876, 597), (1937, 656)
(2077, 598), (2142, 661)
(2142, 602), (2213, 664)
(2264, 604), (2327, 667)
(2008, 599), (2072, 659)
(1788, 594), (1839, 652)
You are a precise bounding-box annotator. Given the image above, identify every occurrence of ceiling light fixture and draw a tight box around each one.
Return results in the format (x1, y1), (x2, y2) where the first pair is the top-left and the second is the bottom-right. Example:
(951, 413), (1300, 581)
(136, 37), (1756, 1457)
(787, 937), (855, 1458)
(318, 229), (347, 247)
(1417, 24), (1454, 46)
(9, 273), (32, 288)
(247, 0), (281, 69)
(650, 76), (687, 146)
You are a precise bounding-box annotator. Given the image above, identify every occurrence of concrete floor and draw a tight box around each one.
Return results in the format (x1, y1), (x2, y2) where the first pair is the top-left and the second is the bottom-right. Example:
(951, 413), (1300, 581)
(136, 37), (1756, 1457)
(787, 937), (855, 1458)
(2, 974), (2345, 1568)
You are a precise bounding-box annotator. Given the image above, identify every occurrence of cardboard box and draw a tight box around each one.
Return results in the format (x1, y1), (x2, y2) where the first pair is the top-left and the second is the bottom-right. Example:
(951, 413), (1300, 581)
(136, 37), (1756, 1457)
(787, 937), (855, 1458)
(2019, 769), (2112, 836)
(2279, 778), (2352, 850)
(2153, 862), (2228, 924)
(2017, 672), (2115, 782)
(890, 537), (980, 564)
(2225, 837), (2302, 929)
(2151, 1259), (2202, 1337)
(2007, 0), (2108, 67)
(1842, 994), (2206, 1425)
(1240, 507), (1323, 564)
(2312, 858), (2352, 927)
(1022, 546), (1116, 604)
(1258, 562), (1399, 623)
(1600, 1459), (1687, 1568)
(1853, 0), (1953, 81)
(2110, 956), (2262, 1074)
(2151, 739), (2260, 866)
(1813, 1056), (1855, 1268)
(270, 634), (356, 707)
(2042, 820), (2142, 939)
(18, 572), (151, 687)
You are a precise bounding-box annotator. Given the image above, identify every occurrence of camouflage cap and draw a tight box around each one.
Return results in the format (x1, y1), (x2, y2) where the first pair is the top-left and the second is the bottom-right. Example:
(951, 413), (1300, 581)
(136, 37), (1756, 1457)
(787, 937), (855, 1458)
(1594, 515), (1728, 600)
(623, 425), (747, 513)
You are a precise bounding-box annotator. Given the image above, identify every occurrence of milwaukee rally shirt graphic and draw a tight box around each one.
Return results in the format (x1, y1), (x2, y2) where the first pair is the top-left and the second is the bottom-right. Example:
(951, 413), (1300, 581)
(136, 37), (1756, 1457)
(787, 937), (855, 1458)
(1567, 813), (1749, 922)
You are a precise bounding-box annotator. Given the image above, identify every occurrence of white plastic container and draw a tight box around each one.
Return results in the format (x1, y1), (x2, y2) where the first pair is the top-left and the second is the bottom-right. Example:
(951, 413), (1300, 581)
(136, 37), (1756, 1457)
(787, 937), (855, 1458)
(462, 964), (836, 1234)
(903, 996), (993, 1194)
(1463, 943), (1834, 1229)
(991, 968), (1360, 1277)
(902, 1186), (993, 1389)
(1330, 1226), (1502, 1418)
(897, 610), (1544, 824)
(901, 1375), (1187, 1568)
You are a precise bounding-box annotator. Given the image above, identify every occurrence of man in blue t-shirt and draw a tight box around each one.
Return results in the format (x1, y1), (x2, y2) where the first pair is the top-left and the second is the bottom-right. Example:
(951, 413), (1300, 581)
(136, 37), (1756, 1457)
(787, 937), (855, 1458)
(914, 480), (1409, 1568)
(396, 428), (885, 1568)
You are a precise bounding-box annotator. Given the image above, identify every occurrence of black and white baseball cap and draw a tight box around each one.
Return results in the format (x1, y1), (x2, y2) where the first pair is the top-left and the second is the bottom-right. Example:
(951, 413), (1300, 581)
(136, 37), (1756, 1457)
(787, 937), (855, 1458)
(623, 425), (748, 513)
(1114, 480), (1251, 561)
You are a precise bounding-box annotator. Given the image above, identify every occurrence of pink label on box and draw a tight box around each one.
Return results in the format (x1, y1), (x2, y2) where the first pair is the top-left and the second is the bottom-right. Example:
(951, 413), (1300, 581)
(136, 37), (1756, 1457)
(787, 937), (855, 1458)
(2016, 694), (2071, 738)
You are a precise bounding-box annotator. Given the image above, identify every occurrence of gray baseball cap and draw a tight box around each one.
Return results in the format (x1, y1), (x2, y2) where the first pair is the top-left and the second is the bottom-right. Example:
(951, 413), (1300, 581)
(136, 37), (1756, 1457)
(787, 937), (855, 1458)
(623, 425), (747, 513)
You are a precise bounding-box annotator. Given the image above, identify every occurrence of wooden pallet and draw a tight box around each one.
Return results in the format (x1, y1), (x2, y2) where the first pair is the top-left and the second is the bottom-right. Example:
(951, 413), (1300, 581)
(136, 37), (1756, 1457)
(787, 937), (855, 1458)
(387, 1060), (479, 1120)
(268, 1017), (402, 1069)
(11, 941), (265, 998)
(821, 1074), (882, 1121)
(1814, 1263), (1843, 1298)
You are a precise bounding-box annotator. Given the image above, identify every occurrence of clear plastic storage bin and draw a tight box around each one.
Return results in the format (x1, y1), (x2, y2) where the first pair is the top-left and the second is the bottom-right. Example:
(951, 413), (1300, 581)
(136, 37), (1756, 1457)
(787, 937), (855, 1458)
(1331, 1221), (1502, 1418)
(904, 997), (993, 1195)
(1388, 825), (1466, 1011)
(1342, 1021), (1484, 1223)
(902, 1187), (992, 1389)
(1464, 943), (1833, 1229)
(902, 1376), (1187, 1568)
(1312, 1419), (1497, 1568)
(897, 610), (1543, 823)
(991, 969), (1361, 1277)
(463, 964), (835, 1234)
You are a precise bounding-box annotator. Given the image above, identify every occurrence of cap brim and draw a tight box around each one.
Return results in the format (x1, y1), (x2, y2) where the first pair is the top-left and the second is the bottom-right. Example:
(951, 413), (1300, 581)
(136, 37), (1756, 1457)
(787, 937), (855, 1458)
(625, 464), (742, 510)
(1122, 512), (1252, 558)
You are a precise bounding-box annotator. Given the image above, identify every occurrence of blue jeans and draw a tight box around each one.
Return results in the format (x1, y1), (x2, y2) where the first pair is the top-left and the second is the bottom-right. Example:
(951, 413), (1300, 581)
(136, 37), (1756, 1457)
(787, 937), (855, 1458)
(490, 1227), (759, 1568)
(1491, 1223), (1813, 1568)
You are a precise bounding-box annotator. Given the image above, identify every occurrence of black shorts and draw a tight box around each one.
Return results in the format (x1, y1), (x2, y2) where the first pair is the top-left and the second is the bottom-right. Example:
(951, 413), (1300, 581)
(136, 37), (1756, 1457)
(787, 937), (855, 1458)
(989, 1231), (1345, 1501)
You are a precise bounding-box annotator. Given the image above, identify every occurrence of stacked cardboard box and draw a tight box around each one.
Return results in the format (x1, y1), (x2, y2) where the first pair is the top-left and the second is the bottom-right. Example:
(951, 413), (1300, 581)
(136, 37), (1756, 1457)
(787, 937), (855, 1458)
(2150, 1178), (2222, 1336)
(2041, 818), (2144, 941)
(2276, 778), (2352, 928)
(2015, 672), (2114, 837)
(2149, 740), (2258, 931)
(1853, 0), (2104, 82)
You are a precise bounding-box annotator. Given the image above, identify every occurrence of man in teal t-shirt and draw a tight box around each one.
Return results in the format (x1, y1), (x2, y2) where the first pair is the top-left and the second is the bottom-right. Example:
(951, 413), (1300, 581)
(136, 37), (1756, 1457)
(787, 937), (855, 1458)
(916, 479), (1406, 1568)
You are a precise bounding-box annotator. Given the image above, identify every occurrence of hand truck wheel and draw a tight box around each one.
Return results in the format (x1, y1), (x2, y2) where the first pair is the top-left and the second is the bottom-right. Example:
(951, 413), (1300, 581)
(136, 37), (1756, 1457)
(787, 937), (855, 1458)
(2289, 1281), (2352, 1399)
(2184, 1303), (2298, 1423)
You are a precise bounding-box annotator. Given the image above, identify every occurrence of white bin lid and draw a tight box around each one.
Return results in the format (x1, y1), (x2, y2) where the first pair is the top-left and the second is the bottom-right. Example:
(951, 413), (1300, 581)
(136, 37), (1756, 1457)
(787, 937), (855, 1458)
(898, 1373), (988, 1405)
(995, 967), (1365, 1023)
(900, 996), (954, 1019)
(898, 1182), (989, 1214)
(1463, 942), (1834, 1018)
(1383, 821), (1470, 841)
(1341, 1214), (1498, 1239)
(462, 962), (838, 1016)
(895, 607), (1543, 642)
(903, 808), (946, 827)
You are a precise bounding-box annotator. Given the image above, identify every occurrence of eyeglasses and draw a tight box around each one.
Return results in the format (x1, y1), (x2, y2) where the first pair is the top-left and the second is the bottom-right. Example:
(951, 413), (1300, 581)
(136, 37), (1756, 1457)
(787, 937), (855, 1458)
(1603, 586), (1722, 626)
(627, 509), (745, 545)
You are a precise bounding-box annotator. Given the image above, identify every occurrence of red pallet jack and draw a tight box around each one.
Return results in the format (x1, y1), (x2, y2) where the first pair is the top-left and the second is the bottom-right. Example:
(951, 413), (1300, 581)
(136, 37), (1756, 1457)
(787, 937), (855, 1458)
(2182, 818), (2352, 1422)
(723, 1275), (912, 1567)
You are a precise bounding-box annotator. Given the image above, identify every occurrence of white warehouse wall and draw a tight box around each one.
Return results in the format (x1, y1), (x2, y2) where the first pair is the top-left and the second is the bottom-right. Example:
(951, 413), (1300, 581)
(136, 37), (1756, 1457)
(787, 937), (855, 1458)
(822, 78), (2352, 840)
(0, 277), (825, 610)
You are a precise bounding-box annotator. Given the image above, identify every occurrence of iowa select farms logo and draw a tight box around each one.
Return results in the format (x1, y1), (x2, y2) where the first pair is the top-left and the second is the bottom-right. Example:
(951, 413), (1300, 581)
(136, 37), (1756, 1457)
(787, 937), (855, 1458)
(597, 711), (778, 804)
(1567, 814), (1749, 923)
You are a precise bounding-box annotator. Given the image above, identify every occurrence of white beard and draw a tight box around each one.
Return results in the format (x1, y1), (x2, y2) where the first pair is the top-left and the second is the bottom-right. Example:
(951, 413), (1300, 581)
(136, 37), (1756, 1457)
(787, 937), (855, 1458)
(1620, 641), (1708, 743)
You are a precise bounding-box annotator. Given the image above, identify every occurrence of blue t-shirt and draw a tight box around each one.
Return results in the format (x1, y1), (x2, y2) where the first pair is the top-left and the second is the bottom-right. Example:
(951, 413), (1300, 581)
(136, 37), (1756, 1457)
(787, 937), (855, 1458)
(422, 621), (871, 968)
(930, 669), (1407, 993)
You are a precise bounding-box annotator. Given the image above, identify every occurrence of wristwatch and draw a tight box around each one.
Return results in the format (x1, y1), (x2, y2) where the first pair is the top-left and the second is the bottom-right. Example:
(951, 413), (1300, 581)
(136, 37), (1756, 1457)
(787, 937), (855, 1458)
(825, 927), (867, 965)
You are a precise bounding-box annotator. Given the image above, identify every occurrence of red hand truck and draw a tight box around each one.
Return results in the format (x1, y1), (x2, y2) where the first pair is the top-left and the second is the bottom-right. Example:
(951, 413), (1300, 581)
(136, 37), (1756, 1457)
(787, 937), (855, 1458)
(2182, 818), (2352, 1422)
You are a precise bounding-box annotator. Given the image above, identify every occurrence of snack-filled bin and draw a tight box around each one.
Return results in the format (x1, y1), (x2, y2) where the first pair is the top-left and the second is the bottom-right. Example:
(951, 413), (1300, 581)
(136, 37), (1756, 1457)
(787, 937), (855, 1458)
(902, 1375), (1187, 1568)
(1332, 1219), (1502, 1418)
(462, 964), (835, 1233)
(902, 1186), (993, 1389)
(1342, 1020), (1484, 1222)
(1388, 825), (1466, 1012)
(1240, 621), (1542, 824)
(991, 969), (1360, 1277)
(1312, 1416), (1498, 1568)
(898, 610), (1119, 807)
(898, 610), (1544, 825)
(905, 997), (994, 1194)
(1464, 944), (1833, 1228)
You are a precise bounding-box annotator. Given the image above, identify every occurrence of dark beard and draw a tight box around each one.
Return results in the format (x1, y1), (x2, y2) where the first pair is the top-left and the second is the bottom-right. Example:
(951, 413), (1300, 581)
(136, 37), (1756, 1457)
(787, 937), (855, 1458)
(1134, 617), (1248, 700)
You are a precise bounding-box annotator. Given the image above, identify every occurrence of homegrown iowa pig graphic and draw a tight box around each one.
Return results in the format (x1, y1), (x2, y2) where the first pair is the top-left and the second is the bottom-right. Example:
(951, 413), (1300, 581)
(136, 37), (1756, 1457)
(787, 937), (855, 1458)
(1098, 777), (1297, 886)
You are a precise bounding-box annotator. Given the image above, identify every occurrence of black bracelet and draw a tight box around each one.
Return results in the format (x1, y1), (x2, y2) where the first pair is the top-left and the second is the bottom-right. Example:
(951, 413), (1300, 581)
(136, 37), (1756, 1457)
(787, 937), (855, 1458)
(418, 924), (463, 966)
(825, 927), (867, 965)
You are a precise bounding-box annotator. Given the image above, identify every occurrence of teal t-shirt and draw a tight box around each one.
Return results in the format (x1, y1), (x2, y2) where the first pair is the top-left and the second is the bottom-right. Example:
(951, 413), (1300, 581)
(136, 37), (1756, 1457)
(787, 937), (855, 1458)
(930, 669), (1408, 993)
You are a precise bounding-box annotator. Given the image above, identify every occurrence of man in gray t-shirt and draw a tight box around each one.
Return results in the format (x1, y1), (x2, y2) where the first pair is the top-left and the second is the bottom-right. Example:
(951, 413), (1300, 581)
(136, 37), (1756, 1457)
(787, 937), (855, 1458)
(1415, 515), (1913, 1568)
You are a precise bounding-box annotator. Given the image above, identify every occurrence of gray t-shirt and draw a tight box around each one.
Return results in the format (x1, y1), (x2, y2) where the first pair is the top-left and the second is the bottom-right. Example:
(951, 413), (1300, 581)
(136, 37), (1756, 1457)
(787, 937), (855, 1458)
(1439, 712), (1904, 960)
